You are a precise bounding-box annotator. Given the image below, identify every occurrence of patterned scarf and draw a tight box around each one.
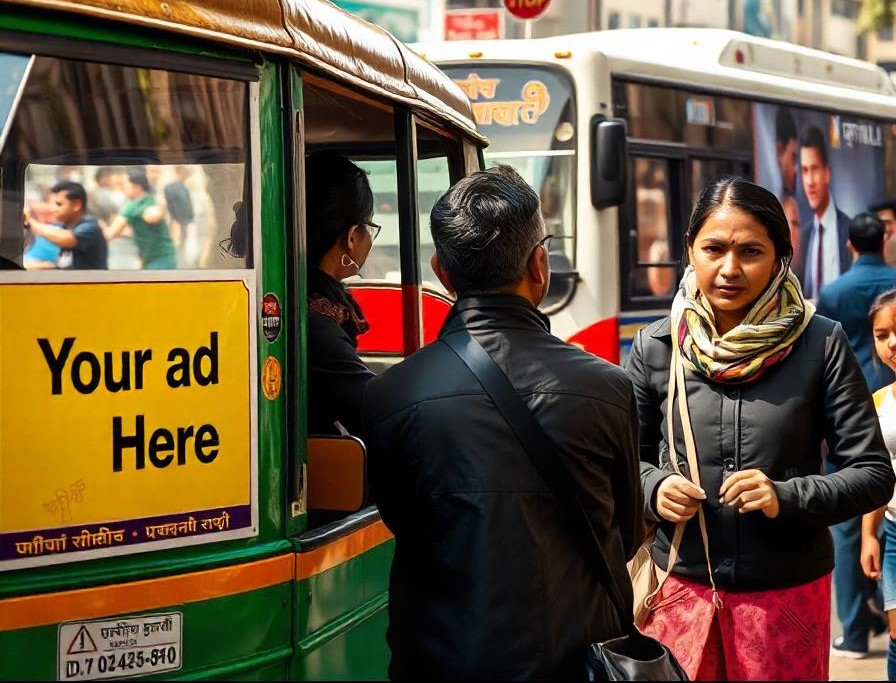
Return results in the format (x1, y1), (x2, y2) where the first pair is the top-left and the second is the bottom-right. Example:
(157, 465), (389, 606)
(670, 262), (814, 384)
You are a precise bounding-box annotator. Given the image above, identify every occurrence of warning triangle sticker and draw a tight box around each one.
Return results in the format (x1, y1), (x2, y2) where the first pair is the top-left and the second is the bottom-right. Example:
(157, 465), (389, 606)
(67, 626), (97, 654)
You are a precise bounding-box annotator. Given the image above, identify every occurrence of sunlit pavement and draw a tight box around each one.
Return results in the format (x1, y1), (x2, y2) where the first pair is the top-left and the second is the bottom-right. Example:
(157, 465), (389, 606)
(830, 592), (888, 681)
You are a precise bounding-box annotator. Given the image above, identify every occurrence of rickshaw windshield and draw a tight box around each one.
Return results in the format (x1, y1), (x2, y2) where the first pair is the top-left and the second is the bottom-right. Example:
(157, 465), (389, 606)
(0, 54), (32, 153)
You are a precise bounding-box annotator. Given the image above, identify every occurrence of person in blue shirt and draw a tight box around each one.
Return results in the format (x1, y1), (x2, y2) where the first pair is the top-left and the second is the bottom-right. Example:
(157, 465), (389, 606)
(817, 211), (896, 660)
(818, 213), (896, 392)
(23, 233), (60, 269)
(23, 181), (107, 269)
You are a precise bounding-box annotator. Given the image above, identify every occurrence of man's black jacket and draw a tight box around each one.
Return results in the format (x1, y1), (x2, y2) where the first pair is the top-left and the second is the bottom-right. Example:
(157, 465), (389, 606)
(365, 294), (644, 681)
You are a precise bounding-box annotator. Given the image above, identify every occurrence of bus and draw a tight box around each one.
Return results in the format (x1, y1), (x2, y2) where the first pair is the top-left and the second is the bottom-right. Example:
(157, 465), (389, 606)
(413, 28), (896, 362)
(0, 0), (486, 679)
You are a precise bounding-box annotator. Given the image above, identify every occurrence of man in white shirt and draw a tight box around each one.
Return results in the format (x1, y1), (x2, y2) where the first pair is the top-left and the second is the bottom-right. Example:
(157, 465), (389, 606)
(798, 124), (852, 298)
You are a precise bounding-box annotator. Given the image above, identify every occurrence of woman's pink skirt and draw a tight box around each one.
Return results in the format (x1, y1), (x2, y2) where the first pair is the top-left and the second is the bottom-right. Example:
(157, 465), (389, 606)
(642, 573), (832, 681)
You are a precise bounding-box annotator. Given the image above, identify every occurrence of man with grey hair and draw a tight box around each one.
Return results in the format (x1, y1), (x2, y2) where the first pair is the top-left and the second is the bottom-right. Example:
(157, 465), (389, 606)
(365, 165), (643, 680)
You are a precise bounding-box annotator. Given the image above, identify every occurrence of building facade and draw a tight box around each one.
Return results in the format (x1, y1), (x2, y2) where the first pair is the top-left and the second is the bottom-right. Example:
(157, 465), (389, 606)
(440, 0), (866, 61)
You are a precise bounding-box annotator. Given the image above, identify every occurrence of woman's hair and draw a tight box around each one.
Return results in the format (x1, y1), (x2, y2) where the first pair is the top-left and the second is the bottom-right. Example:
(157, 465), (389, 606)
(685, 176), (794, 265)
(868, 288), (896, 328)
(305, 151), (374, 266)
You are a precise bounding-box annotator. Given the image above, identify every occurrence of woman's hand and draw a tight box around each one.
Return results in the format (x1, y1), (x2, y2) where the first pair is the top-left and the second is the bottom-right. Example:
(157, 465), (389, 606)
(719, 469), (779, 518)
(656, 475), (706, 523)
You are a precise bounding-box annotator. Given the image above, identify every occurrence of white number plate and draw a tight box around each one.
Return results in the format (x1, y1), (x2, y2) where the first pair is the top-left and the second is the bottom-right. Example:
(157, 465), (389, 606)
(58, 612), (182, 680)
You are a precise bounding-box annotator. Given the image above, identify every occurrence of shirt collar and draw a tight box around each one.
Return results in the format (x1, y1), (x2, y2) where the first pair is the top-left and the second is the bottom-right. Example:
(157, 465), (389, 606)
(815, 198), (838, 234)
(853, 254), (886, 267)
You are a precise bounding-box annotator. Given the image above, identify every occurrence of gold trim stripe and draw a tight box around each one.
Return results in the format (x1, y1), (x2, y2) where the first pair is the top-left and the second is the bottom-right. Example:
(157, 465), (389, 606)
(295, 521), (393, 580)
(1, 522), (395, 631)
(0, 554), (294, 631)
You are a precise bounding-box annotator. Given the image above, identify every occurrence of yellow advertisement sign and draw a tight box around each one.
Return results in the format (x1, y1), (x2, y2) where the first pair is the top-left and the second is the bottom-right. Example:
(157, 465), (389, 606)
(0, 280), (255, 569)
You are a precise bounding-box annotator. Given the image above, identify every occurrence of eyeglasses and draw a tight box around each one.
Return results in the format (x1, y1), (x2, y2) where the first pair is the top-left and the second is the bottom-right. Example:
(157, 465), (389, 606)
(363, 221), (381, 241)
(532, 233), (554, 254)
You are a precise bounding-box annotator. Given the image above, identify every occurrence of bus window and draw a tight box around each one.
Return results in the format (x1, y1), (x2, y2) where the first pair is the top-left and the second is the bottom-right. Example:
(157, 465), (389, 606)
(690, 158), (751, 205)
(2, 54), (249, 271)
(631, 157), (676, 298)
(619, 81), (752, 152)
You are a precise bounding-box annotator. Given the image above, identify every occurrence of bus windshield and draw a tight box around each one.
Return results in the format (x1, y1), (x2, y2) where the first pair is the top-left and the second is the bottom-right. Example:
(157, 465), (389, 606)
(442, 65), (577, 271)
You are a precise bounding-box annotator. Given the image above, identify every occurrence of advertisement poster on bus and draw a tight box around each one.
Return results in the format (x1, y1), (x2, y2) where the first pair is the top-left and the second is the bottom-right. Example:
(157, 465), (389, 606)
(753, 102), (886, 291)
(0, 279), (258, 570)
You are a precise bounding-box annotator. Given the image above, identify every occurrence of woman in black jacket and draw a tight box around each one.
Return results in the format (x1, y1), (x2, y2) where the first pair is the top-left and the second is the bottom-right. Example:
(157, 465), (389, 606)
(306, 151), (377, 437)
(625, 177), (894, 681)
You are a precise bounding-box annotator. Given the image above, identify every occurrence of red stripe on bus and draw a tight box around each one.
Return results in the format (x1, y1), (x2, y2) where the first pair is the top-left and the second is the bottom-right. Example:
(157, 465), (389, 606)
(351, 285), (452, 354)
(566, 317), (620, 364)
(401, 283), (422, 356)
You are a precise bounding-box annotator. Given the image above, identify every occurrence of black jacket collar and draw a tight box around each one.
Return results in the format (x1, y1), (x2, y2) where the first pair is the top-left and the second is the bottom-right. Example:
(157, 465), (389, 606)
(440, 294), (551, 337)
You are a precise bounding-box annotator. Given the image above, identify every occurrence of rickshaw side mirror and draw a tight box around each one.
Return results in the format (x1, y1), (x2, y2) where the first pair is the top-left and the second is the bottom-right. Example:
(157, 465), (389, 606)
(306, 435), (367, 512)
(590, 115), (628, 209)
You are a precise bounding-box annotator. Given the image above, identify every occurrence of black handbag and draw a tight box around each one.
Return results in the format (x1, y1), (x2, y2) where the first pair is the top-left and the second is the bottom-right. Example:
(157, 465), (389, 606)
(443, 330), (688, 682)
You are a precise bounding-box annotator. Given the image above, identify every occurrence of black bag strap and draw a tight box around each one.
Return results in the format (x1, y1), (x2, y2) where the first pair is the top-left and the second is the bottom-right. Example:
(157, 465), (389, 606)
(442, 329), (634, 632)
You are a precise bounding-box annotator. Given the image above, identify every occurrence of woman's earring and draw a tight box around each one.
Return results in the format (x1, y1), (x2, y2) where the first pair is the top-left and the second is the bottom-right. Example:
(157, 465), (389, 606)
(341, 252), (360, 275)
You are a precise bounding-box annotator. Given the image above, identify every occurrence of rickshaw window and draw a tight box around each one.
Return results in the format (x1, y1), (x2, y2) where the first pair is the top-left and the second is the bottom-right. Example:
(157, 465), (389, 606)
(1, 51), (252, 272)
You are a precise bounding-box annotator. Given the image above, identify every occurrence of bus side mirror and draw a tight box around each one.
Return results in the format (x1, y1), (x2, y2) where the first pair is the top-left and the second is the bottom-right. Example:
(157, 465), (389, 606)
(307, 435), (367, 512)
(590, 116), (628, 209)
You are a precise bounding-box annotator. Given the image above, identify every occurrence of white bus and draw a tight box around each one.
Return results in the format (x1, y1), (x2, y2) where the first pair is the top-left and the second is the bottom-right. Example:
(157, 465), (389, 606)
(412, 29), (896, 363)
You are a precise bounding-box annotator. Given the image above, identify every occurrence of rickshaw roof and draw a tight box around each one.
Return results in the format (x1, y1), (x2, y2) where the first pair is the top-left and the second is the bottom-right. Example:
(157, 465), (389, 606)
(6, 0), (486, 144)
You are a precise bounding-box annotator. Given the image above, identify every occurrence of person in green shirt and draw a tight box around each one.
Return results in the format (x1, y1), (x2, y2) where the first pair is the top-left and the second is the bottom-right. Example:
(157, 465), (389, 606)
(105, 168), (176, 269)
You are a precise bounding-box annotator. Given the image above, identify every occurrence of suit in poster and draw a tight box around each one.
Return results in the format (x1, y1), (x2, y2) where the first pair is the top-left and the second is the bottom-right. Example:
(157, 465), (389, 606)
(752, 102), (886, 296)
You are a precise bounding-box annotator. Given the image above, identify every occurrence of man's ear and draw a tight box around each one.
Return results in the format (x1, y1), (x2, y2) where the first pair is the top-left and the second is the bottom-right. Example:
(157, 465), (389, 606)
(526, 243), (548, 288)
(431, 253), (456, 295)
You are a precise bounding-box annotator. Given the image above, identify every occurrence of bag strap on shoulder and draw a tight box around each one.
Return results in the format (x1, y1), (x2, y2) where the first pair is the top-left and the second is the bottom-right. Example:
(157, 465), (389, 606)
(669, 335), (722, 610)
(442, 329), (635, 632)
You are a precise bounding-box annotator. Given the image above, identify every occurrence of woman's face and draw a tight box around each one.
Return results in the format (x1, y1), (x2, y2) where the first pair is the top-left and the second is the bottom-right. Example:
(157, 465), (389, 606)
(342, 218), (376, 276)
(688, 206), (779, 334)
(873, 303), (896, 372)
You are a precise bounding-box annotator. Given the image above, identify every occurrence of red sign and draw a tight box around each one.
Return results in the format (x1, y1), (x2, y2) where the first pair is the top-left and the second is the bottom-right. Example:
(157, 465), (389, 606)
(503, 0), (551, 20)
(445, 10), (503, 40)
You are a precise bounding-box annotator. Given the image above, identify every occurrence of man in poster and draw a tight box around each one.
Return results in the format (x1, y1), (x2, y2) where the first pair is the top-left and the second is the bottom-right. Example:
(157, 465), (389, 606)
(799, 124), (852, 298)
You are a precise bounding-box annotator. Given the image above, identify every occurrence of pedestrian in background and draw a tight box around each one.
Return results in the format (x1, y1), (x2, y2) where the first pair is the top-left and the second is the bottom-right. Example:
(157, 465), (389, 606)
(818, 212), (896, 659)
(870, 198), (896, 267)
(104, 168), (176, 270)
(861, 288), (896, 681)
(626, 177), (893, 680)
(23, 180), (107, 270)
(366, 165), (643, 680)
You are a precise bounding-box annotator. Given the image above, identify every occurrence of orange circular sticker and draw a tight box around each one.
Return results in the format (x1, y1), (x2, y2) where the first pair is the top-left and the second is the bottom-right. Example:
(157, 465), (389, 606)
(261, 356), (282, 401)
